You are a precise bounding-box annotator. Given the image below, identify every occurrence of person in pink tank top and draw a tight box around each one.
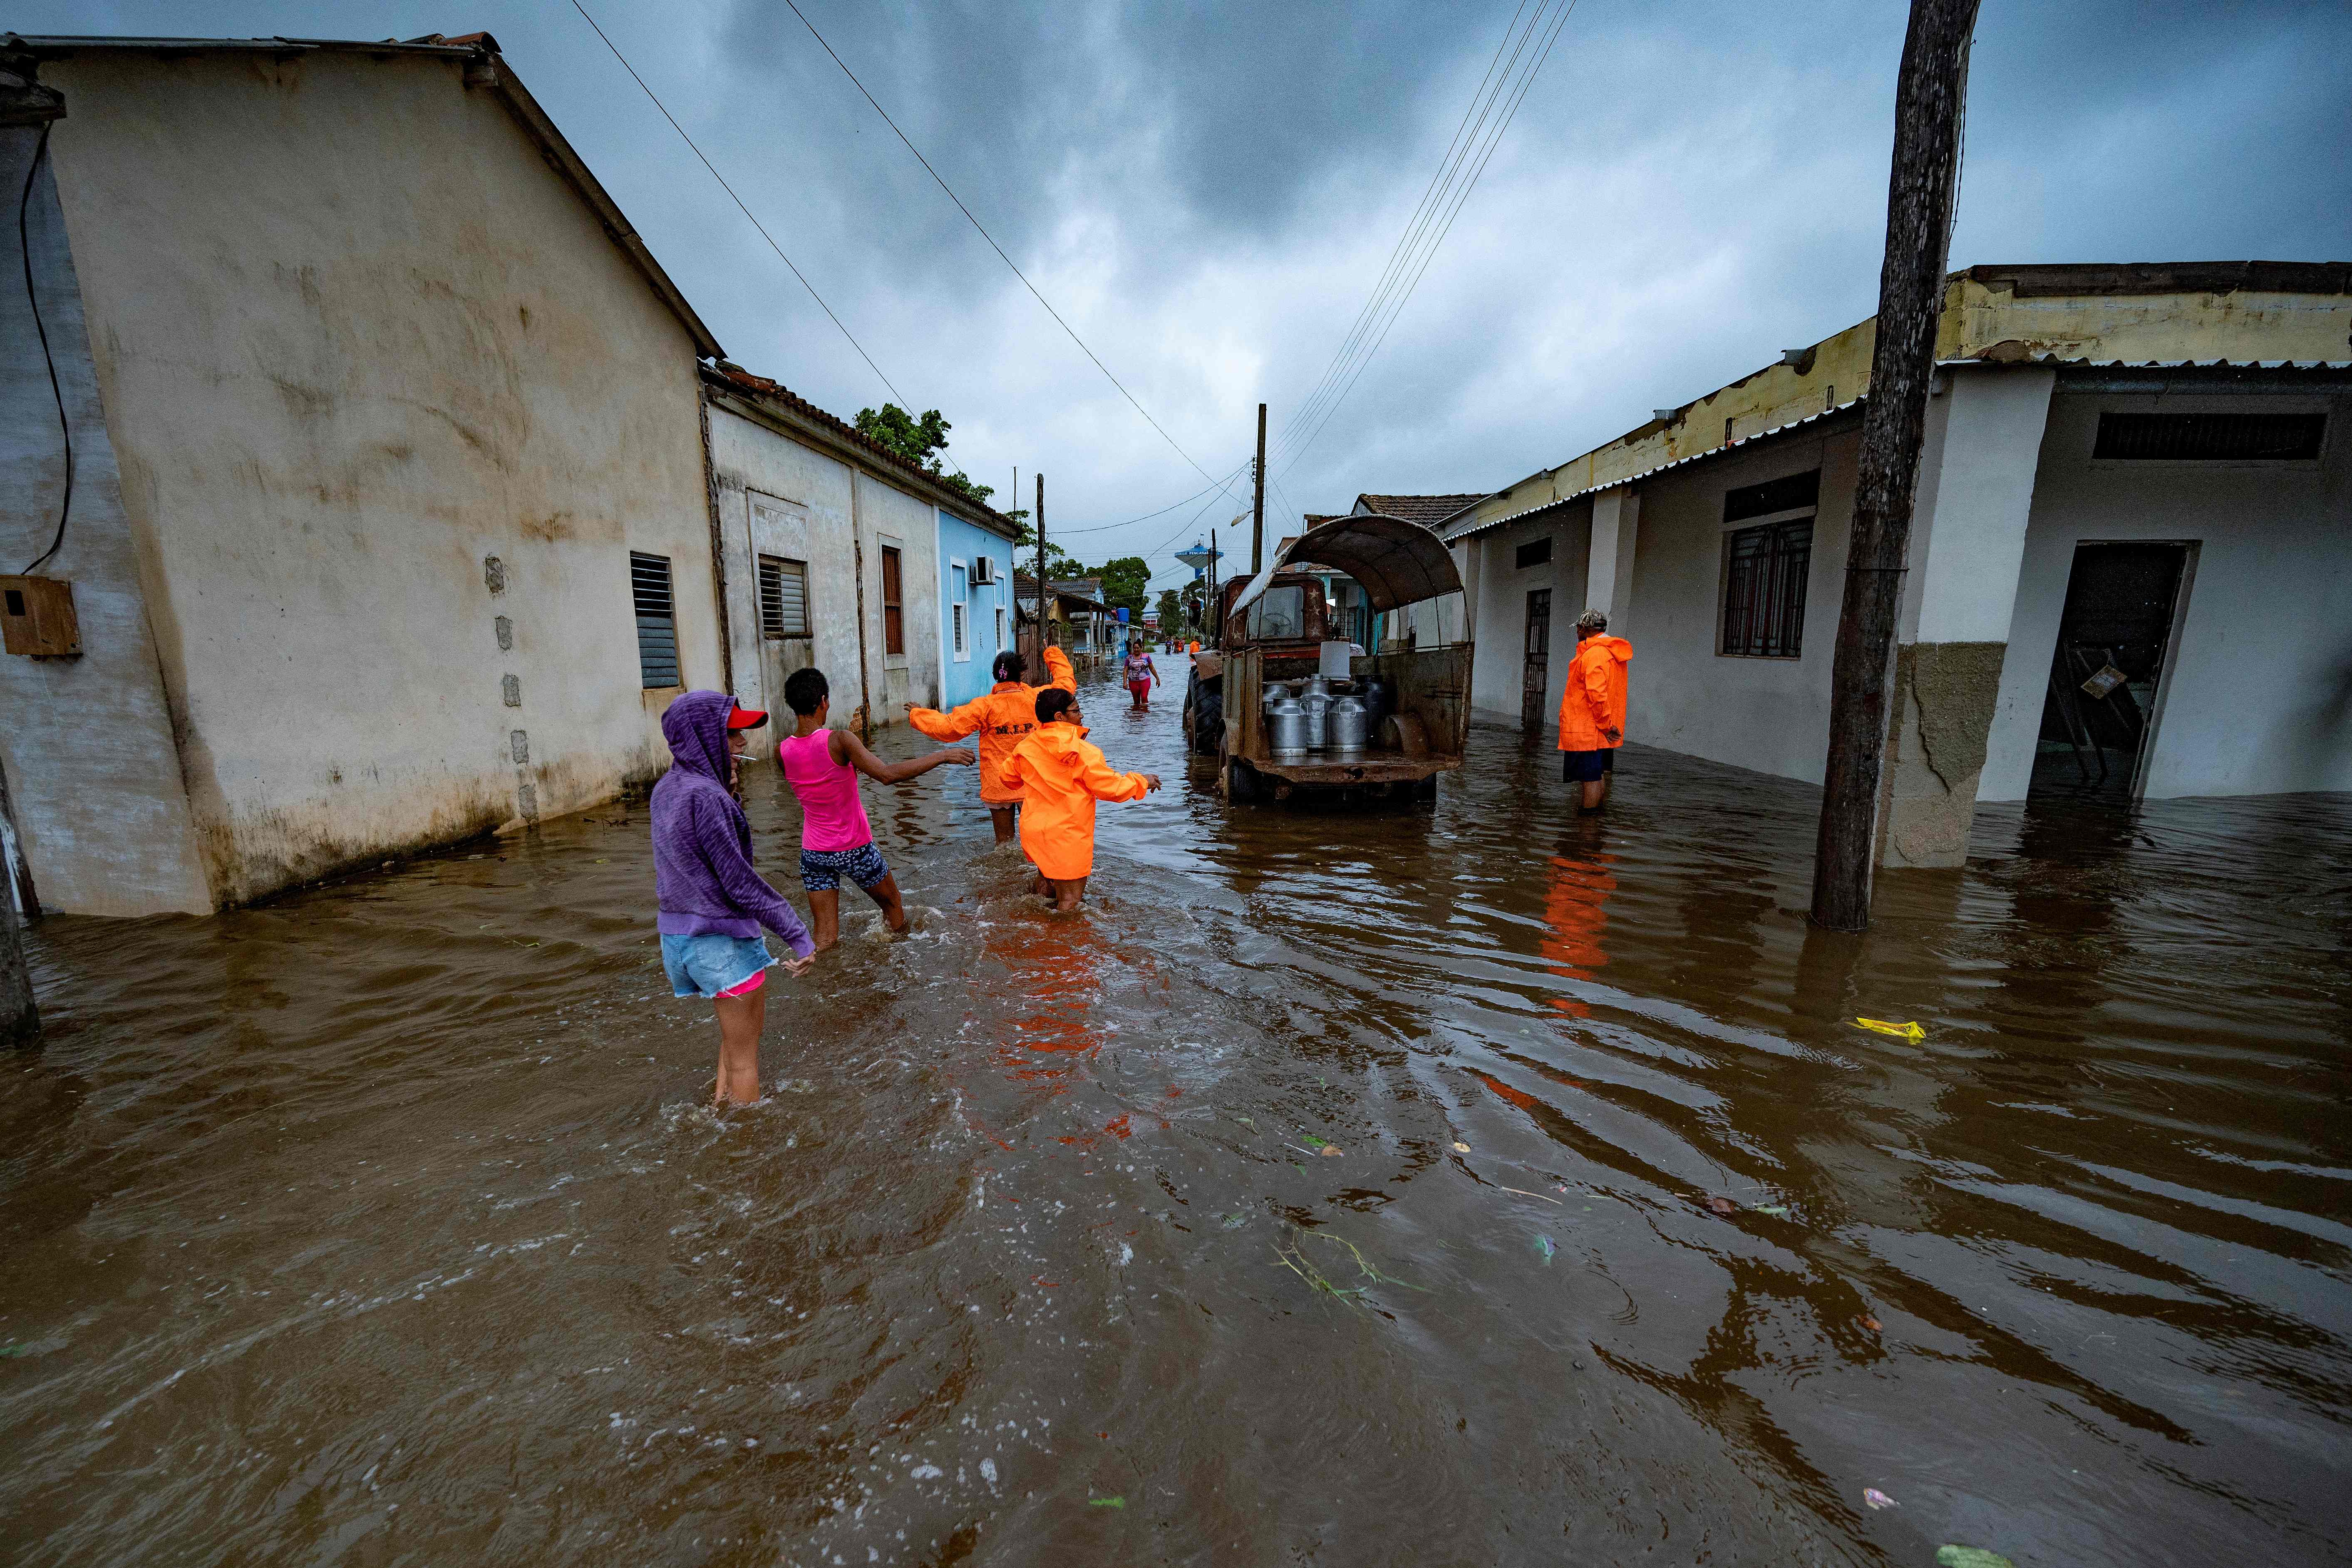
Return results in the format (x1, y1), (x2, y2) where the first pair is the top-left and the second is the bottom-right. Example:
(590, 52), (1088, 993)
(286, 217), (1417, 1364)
(779, 667), (973, 951)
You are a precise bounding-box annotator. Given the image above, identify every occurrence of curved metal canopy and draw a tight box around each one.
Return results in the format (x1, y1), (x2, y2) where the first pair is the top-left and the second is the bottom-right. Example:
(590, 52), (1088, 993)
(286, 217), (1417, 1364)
(1228, 513), (1464, 615)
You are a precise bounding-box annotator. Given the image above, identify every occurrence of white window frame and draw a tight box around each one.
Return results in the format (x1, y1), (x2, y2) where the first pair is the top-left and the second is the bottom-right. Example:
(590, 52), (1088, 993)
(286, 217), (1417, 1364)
(995, 603), (1007, 655)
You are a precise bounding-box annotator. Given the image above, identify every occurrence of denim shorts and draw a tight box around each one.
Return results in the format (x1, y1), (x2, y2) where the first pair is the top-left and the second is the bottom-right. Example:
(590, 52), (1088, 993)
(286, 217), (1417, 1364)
(799, 841), (890, 893)
(660, 932), (776, 999)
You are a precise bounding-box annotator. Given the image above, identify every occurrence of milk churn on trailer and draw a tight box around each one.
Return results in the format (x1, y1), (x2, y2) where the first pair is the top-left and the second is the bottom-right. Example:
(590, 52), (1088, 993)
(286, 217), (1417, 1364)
(1328, 695), (1370, 755)
(1267, 698), (1310, 758)
(1300, 688), (1332, 750)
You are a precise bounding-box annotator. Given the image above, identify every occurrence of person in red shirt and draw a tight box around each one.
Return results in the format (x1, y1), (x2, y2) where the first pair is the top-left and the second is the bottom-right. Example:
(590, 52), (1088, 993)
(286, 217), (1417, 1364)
(1557, 610), (1632, 812)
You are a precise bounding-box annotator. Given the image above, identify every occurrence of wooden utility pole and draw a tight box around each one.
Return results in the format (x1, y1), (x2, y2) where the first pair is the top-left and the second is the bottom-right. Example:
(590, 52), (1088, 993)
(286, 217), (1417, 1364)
(1208, 526), (1221, 649)
(1034, 471), (1047, 650)
(1250, 402), (1267, 575)
(1809, 0), (1980, 933)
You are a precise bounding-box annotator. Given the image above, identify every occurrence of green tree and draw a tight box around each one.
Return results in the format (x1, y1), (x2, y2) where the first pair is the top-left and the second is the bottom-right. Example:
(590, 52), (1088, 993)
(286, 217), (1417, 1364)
(1094, 556), (1150, 616)
(1156, 588), (1181, 631)
(853, 403), (995, 507)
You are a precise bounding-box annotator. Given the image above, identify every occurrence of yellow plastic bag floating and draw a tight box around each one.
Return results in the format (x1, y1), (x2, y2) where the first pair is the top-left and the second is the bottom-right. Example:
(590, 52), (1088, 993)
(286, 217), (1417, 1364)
(1852, 1017), (1925, 1041)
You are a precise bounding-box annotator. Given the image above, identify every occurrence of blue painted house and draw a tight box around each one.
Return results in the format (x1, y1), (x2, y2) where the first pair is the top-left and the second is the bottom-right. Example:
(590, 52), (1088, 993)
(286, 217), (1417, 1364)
(934, 507), (1022, 708)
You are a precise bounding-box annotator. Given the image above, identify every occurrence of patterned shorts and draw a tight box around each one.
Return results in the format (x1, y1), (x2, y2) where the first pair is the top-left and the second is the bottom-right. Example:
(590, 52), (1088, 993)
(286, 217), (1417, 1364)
(799, 841), (891, 893)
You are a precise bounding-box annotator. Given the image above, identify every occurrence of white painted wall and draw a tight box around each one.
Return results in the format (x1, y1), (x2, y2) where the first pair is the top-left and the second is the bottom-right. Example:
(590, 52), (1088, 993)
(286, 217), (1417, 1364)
(0, 126), (212, 915)
(1617, 428), (1862, 782)
(1979, 385), (2352, 800)
(1901, 368), (2055, 643)
(1462, 499), (1593, 730)
(856, 473), (942, 720)
(706, 400), (860, 737)
(30, 50), (720, 907)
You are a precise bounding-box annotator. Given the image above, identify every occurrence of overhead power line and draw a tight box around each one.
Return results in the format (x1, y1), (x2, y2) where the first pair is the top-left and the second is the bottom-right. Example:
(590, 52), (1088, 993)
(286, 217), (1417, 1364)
(773, 0), (1231, 496)
(569, 0), (908, 405)
(1272, 0), (1580, 479)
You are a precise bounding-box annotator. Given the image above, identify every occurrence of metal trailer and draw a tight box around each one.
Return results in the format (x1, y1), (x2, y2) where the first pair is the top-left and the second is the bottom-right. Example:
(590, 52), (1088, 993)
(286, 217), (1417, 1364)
(1208, 514), (1473, 803)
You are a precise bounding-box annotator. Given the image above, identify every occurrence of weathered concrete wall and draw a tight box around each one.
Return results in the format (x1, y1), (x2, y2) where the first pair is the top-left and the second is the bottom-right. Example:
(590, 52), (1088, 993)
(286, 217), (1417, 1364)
(856, 474), (941, 721)
(0, 126), (213, 915)
(1615, 427), (1861, 782)
(705, 400), (861, 740)
(1878, 367), (2055, 866)
(1980, 382), (2352, 801)
(39, 50), (720, 906)
(935, 508), (1017, 709)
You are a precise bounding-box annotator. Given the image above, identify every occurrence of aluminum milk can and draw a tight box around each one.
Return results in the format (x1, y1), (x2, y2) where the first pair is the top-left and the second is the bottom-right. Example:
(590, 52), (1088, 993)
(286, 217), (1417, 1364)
(1267, 698), (1309, 757)
(1300, 689), (1332, 750)
(1328, 695), (1369, 754)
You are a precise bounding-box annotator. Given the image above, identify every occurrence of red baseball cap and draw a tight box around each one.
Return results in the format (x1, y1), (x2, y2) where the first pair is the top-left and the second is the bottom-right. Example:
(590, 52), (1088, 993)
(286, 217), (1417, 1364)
(726, 704), (769, 730)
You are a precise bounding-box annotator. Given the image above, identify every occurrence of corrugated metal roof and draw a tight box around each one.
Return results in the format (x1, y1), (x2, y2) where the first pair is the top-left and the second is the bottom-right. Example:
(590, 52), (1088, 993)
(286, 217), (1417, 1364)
(1442, 356), (2352, 544)
(1444, 398), (1869, 543)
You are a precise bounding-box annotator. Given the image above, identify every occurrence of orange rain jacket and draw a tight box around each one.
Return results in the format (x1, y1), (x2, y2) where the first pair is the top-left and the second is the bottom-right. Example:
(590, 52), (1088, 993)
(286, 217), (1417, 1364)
(906, 646), (1076, 804)
(1557, 635), (1632, 752)
(999, 723), (1150, 881)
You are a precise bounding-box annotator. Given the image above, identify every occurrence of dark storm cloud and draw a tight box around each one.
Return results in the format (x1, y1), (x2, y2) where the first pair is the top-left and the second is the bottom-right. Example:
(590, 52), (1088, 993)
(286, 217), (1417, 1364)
(15, 0), (2352, 585)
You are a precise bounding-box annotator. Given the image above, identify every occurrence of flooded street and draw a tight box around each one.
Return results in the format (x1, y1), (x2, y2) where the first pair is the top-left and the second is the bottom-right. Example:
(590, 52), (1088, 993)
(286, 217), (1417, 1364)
(5, 659), (2349, 1567)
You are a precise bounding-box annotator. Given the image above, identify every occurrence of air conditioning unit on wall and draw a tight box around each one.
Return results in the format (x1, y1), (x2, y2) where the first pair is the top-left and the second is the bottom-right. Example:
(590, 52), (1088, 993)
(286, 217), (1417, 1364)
(970, 556), (997, 585)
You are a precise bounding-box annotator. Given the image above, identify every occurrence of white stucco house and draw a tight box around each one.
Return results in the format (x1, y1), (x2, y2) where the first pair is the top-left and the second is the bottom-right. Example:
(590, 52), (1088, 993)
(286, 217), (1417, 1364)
(0, 32), (735, 915)
(1438, 262), (2351, 866)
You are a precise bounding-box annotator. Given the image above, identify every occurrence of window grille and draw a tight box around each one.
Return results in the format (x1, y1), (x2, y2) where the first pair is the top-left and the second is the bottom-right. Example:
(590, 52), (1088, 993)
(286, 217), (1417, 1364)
(2093, 411), (2324, 461)
(1515, 537), (1552, 569)
(880, 546), (905, 656)
(630, 551), (680, 687)
(758, 555), (809, 638)
(953, 602), (968, 657)
(1720, 519), (1812, 657)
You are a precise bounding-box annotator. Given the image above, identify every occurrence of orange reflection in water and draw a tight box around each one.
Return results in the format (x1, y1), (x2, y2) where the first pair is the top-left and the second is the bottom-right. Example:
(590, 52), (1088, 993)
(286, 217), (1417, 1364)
(1541, 854), (1616, 1020)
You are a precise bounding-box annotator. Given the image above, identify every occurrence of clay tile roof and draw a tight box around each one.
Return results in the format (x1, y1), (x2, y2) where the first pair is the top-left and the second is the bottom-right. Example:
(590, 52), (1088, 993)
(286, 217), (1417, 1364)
(700, 362), (1015, 533)
(1355, 494), (1488, 527)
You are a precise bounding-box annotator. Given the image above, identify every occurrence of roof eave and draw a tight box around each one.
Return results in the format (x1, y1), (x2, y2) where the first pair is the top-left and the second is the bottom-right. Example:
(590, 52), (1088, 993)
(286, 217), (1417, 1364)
(17, 33), (727, 362)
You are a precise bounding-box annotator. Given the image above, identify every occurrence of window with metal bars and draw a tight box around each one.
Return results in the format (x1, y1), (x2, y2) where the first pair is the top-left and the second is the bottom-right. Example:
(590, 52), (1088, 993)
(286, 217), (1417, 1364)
(880, 546), (905, 657)
(630, 551), (680, 687)
(758, 555), (809, 638)
(2093, 411), (2324, 461)
(1720, 519), (1812, 657)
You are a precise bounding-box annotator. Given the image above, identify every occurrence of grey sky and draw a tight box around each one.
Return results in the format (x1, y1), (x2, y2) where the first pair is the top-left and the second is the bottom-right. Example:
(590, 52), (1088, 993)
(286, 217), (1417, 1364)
(19, 1), (2352, 587)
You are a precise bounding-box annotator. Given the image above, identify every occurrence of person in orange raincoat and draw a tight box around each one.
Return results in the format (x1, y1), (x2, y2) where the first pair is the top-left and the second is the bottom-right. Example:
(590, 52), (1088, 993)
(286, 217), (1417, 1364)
(904, 644), (1075, 844)
(1557, 609), (1632, 812)
(999, 687), (1161, 911)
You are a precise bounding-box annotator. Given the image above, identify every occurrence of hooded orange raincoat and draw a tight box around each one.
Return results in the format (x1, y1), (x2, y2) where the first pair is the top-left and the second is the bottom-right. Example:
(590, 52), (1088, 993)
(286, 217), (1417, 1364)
(998, 723), (1150, 881)
(1557, 635), (1632, 752)
(906, 646), (1076, 804)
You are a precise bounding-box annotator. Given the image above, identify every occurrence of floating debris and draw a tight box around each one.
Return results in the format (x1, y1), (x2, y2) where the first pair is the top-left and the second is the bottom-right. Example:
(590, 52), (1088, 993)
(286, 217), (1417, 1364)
(1088, 1496), (1126, 1509)
(1852, 1017), (1926, 1042)
(1863, 1487), (1897, 1510)
(1453, 1141), (1472, 1153)
(1272, 1230), (1429, 1309)
(1705, 1196), (1738, 1216)
(1861, 1315), (1884, 1333)
(1935, 1549), (2014, 1568)
(1534, 1234), (1556, 1264)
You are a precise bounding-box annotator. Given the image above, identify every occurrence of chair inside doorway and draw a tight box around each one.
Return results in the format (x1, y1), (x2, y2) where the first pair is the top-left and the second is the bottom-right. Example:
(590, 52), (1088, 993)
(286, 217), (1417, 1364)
(2031, 542), (2193, 798)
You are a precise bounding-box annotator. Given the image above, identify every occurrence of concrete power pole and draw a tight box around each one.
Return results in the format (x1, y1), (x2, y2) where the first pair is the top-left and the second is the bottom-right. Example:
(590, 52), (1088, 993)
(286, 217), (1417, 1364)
(1035, 471), (1047, 654)
(1250, 402), (1267, 576)
(1809, 0), (1981, 933)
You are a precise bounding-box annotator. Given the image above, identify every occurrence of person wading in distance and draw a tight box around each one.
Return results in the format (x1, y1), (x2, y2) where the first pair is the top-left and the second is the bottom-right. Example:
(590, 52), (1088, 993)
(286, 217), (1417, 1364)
(1000, 687), (1161, 912)
(1558, 609), (1632, 813)
(906, 643), (1077, 846)
(650, 692), (816, 1107)
(781, 667), (973, 951)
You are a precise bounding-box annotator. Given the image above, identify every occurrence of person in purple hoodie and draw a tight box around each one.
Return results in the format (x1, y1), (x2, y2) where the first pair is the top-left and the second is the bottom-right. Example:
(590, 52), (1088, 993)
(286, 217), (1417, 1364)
(653, 690), (815, 1107)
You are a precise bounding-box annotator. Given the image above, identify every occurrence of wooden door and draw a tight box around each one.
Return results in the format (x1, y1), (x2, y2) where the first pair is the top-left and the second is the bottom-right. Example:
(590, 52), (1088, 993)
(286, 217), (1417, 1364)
(1521, 588), (1551, 734)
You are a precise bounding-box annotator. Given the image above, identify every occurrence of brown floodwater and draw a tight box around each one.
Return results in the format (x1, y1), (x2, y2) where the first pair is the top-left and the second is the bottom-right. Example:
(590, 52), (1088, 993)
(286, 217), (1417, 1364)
(5, 661), (2349, 1566)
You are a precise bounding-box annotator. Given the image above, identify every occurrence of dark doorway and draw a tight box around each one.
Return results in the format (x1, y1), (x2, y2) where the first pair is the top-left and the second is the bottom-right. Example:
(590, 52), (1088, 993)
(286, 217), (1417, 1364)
(2031, 543), (2191, 797)
(1522, 588), (1551, 736)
